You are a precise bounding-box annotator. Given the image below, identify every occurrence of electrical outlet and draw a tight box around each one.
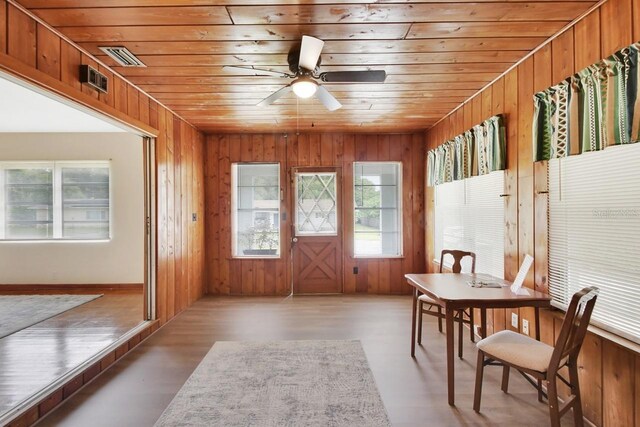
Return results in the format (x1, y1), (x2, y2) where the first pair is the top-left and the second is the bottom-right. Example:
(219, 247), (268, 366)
(522, 319), (530, 336)
(511, 312), (519, 329)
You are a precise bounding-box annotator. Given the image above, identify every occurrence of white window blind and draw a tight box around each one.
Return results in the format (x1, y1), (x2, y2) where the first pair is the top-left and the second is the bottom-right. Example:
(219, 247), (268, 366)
(548, 143), (640, 344)
(434, 172), (505, 278)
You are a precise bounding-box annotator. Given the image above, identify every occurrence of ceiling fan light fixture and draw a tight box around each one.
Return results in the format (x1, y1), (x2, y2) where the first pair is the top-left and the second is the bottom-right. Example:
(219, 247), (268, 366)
(291, 78), (318, 99)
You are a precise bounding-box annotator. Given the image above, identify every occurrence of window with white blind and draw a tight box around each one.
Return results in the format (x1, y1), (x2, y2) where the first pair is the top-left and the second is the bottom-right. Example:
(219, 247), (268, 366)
(434, 172), (505, 277)
(548, 143), (640, 344)
(0, 161), (111, 240)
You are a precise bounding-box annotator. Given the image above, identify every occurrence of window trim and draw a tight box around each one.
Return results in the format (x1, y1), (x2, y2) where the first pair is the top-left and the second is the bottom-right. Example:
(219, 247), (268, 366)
(231, 162), (281, 259)
(352, 161), (403, 259)
(0, 160), (112, 242)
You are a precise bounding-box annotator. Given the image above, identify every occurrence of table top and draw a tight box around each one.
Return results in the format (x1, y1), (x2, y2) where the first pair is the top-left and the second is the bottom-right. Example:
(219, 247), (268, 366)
(405, 273), (551, 307)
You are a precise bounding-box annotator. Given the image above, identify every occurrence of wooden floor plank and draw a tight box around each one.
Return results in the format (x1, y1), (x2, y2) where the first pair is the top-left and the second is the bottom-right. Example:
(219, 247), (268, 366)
(0, 293), (143, 415)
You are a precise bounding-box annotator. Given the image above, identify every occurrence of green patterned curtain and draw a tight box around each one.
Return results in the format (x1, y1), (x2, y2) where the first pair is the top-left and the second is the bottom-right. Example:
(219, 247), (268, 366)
(533, 42), (640, 161)
(533, 79), (573, 161)
(427, 114), (506, 186)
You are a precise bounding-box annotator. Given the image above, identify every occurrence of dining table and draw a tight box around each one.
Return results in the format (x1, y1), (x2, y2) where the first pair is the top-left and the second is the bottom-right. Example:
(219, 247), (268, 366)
(405, 273), (551, 406)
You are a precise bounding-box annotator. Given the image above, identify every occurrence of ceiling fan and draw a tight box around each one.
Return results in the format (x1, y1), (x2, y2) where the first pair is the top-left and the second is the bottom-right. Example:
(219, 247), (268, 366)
(223, 35), (387, 111)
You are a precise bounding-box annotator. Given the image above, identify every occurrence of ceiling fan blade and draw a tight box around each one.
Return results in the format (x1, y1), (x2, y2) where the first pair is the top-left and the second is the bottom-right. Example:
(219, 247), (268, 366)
(223, 65), (290, 78)
(257, 85), (293, 107)
(299, 35), (324, 71)
(320, 70), (387, 83)
(315, 86), (342, 111)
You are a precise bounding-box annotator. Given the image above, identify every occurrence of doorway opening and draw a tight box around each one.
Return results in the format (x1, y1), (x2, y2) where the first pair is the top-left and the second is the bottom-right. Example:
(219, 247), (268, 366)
(0, 71), (155, 422)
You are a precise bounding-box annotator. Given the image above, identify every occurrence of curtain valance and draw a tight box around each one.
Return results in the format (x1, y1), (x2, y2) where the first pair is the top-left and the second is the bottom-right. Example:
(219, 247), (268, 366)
(533, 42), (640, 161)
(427, 114), (506, 186)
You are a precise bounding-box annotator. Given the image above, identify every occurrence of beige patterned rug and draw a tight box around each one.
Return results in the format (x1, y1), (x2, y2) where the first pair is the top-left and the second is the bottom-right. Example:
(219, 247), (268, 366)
(154, 340), (391, 427)
(0, 294), (101, 339)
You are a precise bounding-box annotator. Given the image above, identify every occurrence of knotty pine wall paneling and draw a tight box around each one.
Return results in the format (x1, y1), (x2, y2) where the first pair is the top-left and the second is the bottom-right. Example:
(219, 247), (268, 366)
(425, 0), (640, 424)
(205, 133), (425, 296)
(0, 1), (206, 326)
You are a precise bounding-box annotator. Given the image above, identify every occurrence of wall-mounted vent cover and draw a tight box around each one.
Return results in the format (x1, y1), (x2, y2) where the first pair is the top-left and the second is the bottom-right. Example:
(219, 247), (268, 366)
(79, 65), (108, 93)
(99, 46), (146, 67)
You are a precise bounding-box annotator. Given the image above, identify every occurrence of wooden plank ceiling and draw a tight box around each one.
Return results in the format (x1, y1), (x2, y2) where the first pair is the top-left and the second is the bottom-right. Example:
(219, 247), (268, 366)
(19, 0), (598, 133)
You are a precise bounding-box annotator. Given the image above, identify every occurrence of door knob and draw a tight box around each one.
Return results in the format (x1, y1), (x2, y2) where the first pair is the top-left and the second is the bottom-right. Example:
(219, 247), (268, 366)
(292, 237), (298, 243)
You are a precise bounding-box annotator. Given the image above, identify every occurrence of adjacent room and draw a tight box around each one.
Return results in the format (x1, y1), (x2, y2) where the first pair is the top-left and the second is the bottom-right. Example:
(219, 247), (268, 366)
(0, 0), (638, 426)
(0, 74), (149, 422)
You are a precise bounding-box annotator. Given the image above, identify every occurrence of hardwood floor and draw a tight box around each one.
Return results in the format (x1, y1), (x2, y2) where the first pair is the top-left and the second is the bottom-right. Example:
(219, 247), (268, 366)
(38, 295), (575, 426)
(0, 293), (143, 416)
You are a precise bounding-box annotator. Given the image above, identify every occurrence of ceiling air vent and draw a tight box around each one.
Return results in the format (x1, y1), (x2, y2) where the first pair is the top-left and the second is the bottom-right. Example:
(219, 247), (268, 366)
(98, 46), (146, 67)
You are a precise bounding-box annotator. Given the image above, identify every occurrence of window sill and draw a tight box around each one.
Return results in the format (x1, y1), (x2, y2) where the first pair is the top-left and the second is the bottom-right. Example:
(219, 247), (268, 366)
(545, 307), (640, 355)
(232, 255), (281, 260)
(354, 255), (404, 259)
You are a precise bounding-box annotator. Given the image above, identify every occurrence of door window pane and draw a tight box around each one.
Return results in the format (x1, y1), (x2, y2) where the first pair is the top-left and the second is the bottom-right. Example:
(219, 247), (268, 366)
(295, 173), (337, 236)
(354, 162), (402, 257)
(4, 167), (54, 239)
(232, 163), (280, 257)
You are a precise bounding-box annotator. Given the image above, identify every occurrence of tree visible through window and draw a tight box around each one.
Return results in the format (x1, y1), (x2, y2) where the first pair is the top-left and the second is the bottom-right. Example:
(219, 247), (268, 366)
(353, 162), (402, 257)
(0, 162), (110, 240)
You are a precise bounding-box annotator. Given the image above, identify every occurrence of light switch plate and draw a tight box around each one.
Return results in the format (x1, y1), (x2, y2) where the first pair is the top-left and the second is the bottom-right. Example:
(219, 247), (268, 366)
(511, 312), (519, 329)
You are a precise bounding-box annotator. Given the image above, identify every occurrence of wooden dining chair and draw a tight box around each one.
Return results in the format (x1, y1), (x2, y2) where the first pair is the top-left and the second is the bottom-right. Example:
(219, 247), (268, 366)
(473, 287), (599, 427)
(417, 249), (476, 358)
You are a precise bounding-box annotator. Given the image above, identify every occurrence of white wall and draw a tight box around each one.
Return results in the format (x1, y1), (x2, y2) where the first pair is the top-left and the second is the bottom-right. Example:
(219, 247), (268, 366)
(0, 133), (144, 284)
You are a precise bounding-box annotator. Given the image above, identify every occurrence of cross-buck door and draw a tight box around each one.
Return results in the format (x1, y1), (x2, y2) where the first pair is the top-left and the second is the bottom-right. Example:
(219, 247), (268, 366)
(291, 167), (343, 294)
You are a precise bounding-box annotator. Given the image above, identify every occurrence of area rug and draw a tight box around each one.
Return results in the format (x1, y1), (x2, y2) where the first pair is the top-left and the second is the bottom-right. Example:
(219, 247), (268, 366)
(0, 294), (102, 339)
(154, 340), (391, 427)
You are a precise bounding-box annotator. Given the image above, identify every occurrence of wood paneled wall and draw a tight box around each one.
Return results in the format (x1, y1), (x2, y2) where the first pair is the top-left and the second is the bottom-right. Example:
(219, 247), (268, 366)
(204, 133), (425, 296)
(425, 0), (640, 424)
(0, 0), (206, 326)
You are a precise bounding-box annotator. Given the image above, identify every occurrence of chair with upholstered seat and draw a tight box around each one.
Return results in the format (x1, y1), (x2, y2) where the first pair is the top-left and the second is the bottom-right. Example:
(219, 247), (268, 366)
(417, 249), (476, 358)
(473, 287), (599, 427)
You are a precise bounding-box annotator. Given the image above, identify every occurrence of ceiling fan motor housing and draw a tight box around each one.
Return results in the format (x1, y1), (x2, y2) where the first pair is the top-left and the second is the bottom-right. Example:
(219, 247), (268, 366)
(288, 49), (321, 75)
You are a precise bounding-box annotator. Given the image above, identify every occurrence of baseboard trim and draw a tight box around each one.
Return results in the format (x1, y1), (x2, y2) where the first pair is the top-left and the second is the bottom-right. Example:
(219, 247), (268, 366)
(0, 283), (144, 295)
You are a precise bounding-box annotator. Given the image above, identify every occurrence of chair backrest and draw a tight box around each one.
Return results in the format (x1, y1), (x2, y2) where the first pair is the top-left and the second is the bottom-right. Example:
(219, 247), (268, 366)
(549, 287), (599, 373)
(439, 249), (476, 274)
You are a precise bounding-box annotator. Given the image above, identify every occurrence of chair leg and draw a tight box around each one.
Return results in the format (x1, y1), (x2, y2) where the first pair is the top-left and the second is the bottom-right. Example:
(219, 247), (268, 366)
(473, 350), (485, 412)
(568, 362), (584, 427)
(547, 375), (562, 427)
(537, 379), (544, 402)
(469, 309), (475, 342)
(458, 311), (463, 359)
(437, 306), (443, 332)
(417, 302), (423, 345)
(501, 365), (510, 393)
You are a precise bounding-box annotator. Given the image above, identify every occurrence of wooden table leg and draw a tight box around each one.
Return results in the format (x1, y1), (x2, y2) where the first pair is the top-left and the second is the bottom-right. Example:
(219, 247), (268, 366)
(534, 306), (543, 402)
(445, 306), (455, 405)
(480, 308), (487, 339)
(411, 287), (417, 358)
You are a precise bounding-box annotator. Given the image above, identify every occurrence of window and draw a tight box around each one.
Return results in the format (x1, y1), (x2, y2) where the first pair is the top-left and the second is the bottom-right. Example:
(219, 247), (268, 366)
(0, 162), (110, 240)
(295, 172), (337, 236)
(548, 144), (640, 344)
(232, 163), (280, 258)
(353, 162), (402, 257)
(434, 172), (504, 277)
